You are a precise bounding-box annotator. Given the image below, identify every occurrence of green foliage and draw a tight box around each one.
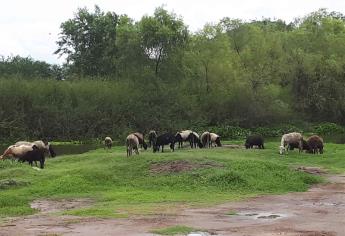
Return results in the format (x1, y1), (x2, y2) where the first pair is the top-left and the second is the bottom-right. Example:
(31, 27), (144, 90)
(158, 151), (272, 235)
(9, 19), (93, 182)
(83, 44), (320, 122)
(55, 5), (119, 76)
(138, 6), (188, 78)
(0, 56), (57, 79)
(252, 124), (302, 137)
(1, 8), (345, 141)
(151, 225), (197, 235)
(314, 122), (345, 135)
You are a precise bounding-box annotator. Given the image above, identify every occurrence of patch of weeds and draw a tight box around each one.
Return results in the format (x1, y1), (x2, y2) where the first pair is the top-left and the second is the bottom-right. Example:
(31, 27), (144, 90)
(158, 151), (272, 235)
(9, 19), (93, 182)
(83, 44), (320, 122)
(0, 179), (30, 189)
(225, 210), (238, 216)
(151, 225), (198, 235)
(64, 207), (128, 218)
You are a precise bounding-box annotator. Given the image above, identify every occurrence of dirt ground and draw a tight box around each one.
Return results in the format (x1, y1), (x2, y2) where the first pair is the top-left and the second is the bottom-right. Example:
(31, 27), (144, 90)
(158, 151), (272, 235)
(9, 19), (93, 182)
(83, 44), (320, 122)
(1, 169), (344, 236)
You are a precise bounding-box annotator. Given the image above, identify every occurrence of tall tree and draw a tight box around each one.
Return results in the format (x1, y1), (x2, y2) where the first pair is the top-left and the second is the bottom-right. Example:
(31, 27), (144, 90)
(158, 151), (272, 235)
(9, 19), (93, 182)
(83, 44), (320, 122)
(138, 7), (188, 78)
(55, 5), (118, 76)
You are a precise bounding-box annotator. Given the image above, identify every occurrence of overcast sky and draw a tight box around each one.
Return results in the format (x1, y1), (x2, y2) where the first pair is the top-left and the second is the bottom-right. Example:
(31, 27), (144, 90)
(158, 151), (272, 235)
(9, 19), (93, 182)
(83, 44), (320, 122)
(1, 0), (344, 64)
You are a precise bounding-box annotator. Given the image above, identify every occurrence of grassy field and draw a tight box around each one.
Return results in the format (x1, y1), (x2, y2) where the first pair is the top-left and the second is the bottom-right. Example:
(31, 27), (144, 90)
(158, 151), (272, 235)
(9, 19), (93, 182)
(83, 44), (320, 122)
(0, 141), (344, 219)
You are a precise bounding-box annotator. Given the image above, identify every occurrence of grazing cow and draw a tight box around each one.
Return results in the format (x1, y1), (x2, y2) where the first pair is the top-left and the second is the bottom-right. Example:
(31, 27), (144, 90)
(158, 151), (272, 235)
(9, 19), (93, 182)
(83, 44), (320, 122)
(210, 133), (222, 147)
(279, 132), (303, 155)
(133, 132), (148, 150)
(148, 130), (158, 148)
(175, 130), (193, 148)
(188, 131), (203, 148)
(289, 139), (310, 152)
(201, 132), (211, 148)
(307, 135), (324, 154)
(245, 134), (264, 149)
(18, 145), (45, 169)
(0, 144), (33, 160)
(15, 140), (56, 158)
(154, 133), (175, 153)
(0, 144), (45, 168)
(126, 134), (139, 157)
(104, 137), (113, 149)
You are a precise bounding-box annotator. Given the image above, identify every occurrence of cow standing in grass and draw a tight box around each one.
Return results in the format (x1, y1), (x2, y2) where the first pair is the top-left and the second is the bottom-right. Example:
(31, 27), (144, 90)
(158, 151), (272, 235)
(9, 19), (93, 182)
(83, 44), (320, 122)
(188, 131), (203, 148)
(279, 132), (303, 155)
(148, 130), (158, 148)
(175, 130), (193, 148)
(133, 132), (148, 150)
(15, 140), (56, 158)
(307, 135), (324, 154)
(126, 134), (139, 157)
(0, 144), (45, 168)
(104, 137), (113, 149)
(210, 133), (222, 147)
(154, 133), (175, 153)
(201, 132), (211, 148)
(245, 134), (264, 149)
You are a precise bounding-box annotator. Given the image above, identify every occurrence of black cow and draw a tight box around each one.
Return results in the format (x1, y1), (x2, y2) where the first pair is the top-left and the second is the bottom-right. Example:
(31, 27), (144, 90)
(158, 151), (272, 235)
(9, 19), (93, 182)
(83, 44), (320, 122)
(18, 145), (45, 169)
(188, 132), (203, 148)
(245, 134), (264, 149)
(153, 133), (175, 153)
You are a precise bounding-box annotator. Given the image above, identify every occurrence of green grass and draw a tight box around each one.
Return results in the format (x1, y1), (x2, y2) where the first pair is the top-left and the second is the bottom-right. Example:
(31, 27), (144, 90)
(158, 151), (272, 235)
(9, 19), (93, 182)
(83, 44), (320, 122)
(225, 210), (238, 216)
(151, 225), (198, 235)
(0, 141), (344, 219)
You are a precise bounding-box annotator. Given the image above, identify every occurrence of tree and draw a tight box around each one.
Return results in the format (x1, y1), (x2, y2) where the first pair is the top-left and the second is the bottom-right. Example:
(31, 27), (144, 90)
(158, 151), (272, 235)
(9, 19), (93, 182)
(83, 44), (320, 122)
(55, 5), (118, 76)
(138, 7), (188, 78)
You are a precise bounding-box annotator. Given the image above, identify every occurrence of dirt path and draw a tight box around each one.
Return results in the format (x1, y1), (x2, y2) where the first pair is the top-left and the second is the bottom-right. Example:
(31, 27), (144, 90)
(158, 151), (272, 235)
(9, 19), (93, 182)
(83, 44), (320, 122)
(1, 172), (345, 236)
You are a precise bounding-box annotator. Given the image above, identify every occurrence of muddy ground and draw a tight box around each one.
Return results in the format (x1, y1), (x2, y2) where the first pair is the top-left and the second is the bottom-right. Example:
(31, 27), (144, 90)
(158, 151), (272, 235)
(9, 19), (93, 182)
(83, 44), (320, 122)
(1, 169), (344, 236)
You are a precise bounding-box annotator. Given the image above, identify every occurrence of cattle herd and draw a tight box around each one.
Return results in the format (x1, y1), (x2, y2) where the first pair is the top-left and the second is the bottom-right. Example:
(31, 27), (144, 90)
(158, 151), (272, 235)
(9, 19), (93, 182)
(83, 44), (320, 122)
(119, 130), (324, 157)
(0, 131), (324, 168)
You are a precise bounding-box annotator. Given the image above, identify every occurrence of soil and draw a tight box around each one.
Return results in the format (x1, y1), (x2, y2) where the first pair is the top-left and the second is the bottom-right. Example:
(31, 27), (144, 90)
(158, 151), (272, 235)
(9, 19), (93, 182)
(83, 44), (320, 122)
(1, 170), (344, 236)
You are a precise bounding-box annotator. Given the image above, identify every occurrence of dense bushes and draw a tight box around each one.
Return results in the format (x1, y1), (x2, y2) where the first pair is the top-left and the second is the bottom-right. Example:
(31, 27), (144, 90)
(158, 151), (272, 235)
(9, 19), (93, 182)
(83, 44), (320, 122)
(0, 78), (344, 142)
(1, 9), (345, 142)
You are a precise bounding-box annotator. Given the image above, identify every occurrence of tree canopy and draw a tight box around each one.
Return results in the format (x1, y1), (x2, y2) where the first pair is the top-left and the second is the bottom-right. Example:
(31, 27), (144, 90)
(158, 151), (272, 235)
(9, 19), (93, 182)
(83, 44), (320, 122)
(1, 7), (345, 141)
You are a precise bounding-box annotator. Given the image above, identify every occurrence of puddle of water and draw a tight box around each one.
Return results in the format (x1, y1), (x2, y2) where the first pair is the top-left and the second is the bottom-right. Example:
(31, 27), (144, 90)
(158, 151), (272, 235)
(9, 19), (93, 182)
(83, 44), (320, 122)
(257, 214), (280, 219)
(239, 212), (287, 220)
(245, 213), (258, 216)
(302, 202), (344, 207)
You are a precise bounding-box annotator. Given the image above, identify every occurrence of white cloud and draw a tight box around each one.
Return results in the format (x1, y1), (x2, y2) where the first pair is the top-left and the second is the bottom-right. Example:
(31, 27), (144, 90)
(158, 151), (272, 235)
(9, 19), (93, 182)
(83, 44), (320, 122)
(1, 0), (344, 64)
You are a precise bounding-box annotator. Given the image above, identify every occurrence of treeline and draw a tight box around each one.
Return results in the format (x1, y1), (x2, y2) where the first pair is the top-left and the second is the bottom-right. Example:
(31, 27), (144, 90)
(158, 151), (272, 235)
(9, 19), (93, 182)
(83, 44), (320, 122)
(1, 7), (345, 142)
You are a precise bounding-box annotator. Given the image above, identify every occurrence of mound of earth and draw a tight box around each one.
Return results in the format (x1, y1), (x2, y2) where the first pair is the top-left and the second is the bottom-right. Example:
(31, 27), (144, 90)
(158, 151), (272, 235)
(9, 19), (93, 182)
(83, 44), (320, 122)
(295, 166), (327, 175)
(150, 160), (223, 173)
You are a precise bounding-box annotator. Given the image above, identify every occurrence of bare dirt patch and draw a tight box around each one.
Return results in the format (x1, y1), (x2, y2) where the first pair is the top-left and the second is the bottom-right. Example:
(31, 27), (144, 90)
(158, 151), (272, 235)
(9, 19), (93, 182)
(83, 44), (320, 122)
(31, 198), (94, 214)
(295, 166), (327, 175)
(149, 160), (223, 174)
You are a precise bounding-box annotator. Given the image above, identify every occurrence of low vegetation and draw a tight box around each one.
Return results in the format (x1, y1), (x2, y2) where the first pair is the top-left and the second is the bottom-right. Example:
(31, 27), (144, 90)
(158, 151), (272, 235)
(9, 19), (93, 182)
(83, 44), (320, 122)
(151, 225), (199, 235)
(1, 140), (344, 219)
